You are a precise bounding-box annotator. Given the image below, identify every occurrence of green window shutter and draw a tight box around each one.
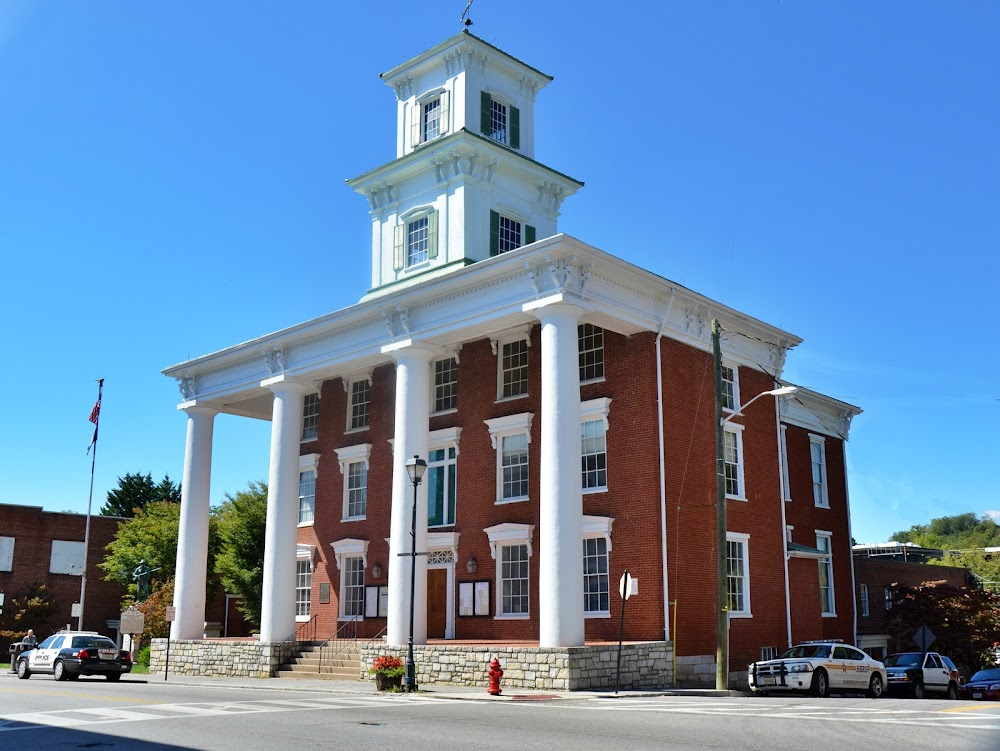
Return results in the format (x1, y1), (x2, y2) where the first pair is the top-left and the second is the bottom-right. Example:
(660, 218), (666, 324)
(393, 224), (405, 270)
(480, 91), (492, 136)
(524, 224), (535, 245)
(489, 210), (500, 256)
(411, 104), (421, 148)
(428, 210), (439, 259)
(439, 92), (449, 136)
(509, 105), (520, 149)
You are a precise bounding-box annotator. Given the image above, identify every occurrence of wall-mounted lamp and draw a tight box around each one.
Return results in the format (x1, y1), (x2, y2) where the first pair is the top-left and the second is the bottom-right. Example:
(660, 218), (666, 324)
(466, 557), (477, 574)
(371, 563), (382, 579)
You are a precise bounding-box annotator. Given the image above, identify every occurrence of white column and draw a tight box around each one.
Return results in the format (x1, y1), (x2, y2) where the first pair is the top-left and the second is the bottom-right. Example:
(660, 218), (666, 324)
(382, 341), (434, 646)
(259, 378), (309, 643)
(172, 404), (217, 641)
(536, 302), (585, 647)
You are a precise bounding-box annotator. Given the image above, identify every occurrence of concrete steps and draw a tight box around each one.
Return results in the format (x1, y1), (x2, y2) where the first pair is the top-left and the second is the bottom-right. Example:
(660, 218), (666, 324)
(277, 641), (363, 681)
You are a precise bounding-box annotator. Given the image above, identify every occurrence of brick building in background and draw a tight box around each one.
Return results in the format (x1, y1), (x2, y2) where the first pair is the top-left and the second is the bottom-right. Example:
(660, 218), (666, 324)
(852, 543), (972, 660)
(0, 504), (127, 648)
(162, 31), (862, 687)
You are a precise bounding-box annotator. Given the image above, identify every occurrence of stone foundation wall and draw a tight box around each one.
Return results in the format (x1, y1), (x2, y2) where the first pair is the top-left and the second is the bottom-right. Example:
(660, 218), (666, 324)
(361, 642), (673, 691)
(673, 654), (748, 690)
(149, 639), (300, 678)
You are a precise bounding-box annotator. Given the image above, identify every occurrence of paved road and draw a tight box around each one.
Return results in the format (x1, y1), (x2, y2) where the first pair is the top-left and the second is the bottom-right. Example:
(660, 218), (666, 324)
(2, 672), (997, 750)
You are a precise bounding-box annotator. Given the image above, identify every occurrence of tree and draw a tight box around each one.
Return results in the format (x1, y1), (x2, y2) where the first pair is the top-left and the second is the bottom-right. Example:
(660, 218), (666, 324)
(100, 472), (182, 518)
(214, 482), (268, 627)
(0, 583), (57, 652)
(890, 513), (1000, 550)
(886, 579), (1000, 673)
(99, 500), (220, 602)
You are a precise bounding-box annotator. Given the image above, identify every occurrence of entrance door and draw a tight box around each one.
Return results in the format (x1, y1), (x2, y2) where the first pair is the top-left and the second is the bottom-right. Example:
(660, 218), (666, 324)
(427, 568), (448, 638)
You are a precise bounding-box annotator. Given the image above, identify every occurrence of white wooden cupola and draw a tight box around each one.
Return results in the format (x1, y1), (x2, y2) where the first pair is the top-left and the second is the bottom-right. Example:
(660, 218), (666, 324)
(348, 30), (584, 299)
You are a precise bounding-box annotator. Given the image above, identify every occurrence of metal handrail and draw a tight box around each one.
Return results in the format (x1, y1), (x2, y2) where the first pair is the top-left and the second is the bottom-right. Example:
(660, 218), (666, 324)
(274, 613), (319, 670)
(315, 616), (381, 675)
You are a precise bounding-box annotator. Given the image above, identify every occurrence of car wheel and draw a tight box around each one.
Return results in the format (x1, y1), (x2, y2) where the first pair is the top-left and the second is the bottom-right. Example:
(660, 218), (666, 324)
(912, 680), (925, 699)
(946, 682), (959, 700)
(810, 669), (829, 698)
(867, 673), (884, 699)
(67, 673), (80, 681)
(53, 660), (67, 682)
(106, 673), (121, 682)
(16, 659), (31, 680)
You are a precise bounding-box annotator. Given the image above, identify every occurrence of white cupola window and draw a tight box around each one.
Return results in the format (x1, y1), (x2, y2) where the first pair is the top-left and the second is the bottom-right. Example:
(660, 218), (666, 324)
(394, 207), (439, 271)
(411, 89), (449, 149)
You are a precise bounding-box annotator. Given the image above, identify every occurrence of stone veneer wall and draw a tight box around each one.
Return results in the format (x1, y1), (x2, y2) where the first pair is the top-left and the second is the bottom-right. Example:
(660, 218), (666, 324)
(149, 639), (301, 678)
(673, 654), (748, 690)
(361, 642), (673, 691)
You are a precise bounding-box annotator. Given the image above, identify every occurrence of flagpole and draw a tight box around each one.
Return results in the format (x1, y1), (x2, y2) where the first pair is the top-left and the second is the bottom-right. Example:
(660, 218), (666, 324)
(79, 379), (104, 631)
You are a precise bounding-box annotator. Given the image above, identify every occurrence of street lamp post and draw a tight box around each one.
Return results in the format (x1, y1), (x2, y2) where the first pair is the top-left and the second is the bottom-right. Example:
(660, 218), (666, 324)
(404, 455), (427, 693)
(713, 319), (798, 690)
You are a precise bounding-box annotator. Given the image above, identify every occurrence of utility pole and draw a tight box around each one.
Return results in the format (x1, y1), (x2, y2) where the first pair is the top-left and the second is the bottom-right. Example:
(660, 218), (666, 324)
(713, 319), (729, 691)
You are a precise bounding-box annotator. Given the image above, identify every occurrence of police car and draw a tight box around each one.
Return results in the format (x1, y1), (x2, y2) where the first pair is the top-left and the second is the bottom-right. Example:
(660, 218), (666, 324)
(748, 641), (887, 697)
(16, 630), (133, 681)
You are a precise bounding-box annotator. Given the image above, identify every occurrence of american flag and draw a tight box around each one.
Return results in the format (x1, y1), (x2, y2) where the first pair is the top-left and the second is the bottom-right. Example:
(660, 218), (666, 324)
(88, 399), (101, 425)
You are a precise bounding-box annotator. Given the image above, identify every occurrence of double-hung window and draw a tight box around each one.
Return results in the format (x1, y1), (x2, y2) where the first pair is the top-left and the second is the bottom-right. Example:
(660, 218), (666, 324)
(347, 378), (371, 431)
(884, 586), (893, 611)
(723, 424), (746, 499)
(427, 427), (460, 527)
(721, 364), (739, 412)
(484, 523), (534, 619)
(489, 210), (535, 256)
(393, 208), (439, 270)
(860, 583), (870, 617)
(726, 532), (751, 617)
(433, 357), (458, 413)
(298, 454), (319, 525)
(485, 413), (533, 504)
(331, 538), (369, 620)
(582, 516), (614, 617)
(810, 434), (829, 507)
(301, 393), (319, 442)
(0, 536), (14, 571)
(295, 558), (313, 619)
(817, 531), (835, 616)
(495, 335), (530, 400)
(336, 444), (371, 521)
(411, 90), (449, 147)
(581, 397), (612, 493)
(480, 91), (519, 148)
(578, 324), (605, 383)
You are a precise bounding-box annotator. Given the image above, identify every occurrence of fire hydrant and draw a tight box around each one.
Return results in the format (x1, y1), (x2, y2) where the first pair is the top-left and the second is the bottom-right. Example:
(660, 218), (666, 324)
(487, 656), (504, 696)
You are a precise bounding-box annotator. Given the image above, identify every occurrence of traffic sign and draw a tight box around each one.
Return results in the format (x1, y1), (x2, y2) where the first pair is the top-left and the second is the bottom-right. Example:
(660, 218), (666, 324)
(619, 571), (637, 600)
(913, 624), (936, 652)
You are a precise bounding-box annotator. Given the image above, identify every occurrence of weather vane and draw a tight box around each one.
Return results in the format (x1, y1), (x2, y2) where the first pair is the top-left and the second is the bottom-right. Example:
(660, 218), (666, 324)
(461, 0), (474, 28)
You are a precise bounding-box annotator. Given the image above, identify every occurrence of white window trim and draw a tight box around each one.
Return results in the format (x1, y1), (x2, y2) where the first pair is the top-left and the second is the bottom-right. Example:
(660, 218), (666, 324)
(809, 433), (830, 508)
(816, 530), (836, 617)
(344, 374), (372, 433)
(331, 538), (369, 622)
(484, 523), (534, 620)
(295, 545), (315, 622)
(721, 361), (740, 414)
(485, 91), (512, 146)
(724, 422), (746, 501)
(412, 87), (450, 148)
(583, 515), (614, 619)
(431, 353), (460, 415)
(298, 453), (320, 527)
(578, 323), (606, 385)
(336, 443), (372, 521)
(726, 531), (752, 618)
(485, 412), (533, 504)
(399, 206), (435, 270)
(491, 329), (531, 402)
(427, 427), (462, 527)
(301, 392), (320, 443)
(581, 397), (612, 494)
(780, 425), (791, 502)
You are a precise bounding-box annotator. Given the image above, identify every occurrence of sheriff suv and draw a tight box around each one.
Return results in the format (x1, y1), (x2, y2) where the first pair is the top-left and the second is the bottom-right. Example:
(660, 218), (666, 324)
(883, 652), (960, 699)
(16, 631), (132, 682)
(748, 641), (887, 697)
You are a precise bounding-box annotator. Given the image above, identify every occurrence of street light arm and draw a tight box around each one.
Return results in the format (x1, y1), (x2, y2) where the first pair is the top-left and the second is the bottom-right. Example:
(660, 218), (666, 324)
(720, 386), (798, 427)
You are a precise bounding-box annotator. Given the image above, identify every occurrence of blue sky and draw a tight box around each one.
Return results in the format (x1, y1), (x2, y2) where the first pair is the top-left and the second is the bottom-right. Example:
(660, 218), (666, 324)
(2, 1), (997, 544)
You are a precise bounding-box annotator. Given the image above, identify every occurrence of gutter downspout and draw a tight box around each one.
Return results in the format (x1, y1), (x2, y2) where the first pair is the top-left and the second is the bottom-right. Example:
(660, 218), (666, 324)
(775, 399), (793, 649)
(843, 439), (859, 648)
(656, 289), (676, 644)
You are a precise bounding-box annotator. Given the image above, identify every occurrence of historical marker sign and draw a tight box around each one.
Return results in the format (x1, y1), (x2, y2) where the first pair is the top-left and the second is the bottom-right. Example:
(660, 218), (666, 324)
(165, 606), (176, 622)
(120, 609), (145, 635)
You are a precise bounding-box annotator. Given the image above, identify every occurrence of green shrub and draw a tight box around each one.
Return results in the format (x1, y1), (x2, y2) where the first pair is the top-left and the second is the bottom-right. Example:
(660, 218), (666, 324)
(136, 645), (151, 668)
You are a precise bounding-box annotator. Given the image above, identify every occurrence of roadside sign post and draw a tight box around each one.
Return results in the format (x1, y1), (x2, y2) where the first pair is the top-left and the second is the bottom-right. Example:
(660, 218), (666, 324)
(164, 606), (176, 681)
(913, 624), (936, 654)
(615, 570), (635, 695)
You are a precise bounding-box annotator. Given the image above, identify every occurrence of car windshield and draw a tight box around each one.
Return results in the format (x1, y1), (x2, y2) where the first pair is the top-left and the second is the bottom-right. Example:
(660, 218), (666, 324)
(884, 653), (921, 667)
(780, 645), (832, 659)
(970, 669), (1000, 682)
(71, 636), (117, 650)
